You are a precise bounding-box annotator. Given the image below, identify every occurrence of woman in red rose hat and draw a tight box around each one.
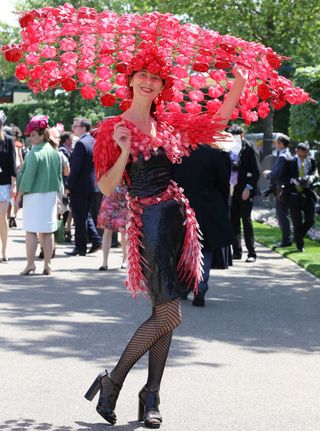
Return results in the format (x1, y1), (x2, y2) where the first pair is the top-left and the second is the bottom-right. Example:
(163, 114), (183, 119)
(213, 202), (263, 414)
(3, 6), (312, 428)
(83, 50), (247, 427)
(15, 115), (62, 276)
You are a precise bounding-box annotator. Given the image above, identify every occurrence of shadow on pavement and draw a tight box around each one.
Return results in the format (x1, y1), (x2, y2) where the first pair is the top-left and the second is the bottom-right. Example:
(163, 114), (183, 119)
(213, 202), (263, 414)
(0, 418), (150, 430)
(1, 243), (320, 368)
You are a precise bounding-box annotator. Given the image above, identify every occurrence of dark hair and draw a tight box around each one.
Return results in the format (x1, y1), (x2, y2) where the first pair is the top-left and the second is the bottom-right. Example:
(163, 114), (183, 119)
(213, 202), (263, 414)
(11, 125), (22, 139)
(74, 117), (91, 132)
(276, 133), (290, 147)
(60, 132), (72, 144)
(37, 128), (50, 142)
(228, 124), (244, 135)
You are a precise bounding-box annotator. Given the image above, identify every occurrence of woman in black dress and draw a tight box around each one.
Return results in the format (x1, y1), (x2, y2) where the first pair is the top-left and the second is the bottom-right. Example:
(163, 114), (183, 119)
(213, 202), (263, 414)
(84, 63), (246, 428)
(0, 111), (16, 262)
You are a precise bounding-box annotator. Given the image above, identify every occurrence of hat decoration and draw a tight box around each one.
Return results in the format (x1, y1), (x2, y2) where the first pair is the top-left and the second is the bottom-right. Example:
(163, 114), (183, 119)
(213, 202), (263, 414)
(2, 4), (311, 124)
(25, 114), (49, 135)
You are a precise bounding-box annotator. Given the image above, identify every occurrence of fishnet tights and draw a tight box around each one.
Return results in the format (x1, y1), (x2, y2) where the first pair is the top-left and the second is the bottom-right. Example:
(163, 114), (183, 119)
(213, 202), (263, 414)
(110, 298), (181, 390)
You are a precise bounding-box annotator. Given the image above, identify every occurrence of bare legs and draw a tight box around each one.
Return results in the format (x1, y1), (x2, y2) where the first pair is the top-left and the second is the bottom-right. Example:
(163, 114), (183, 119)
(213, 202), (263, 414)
(0, 202), (9, 260)
(21, 232), (53, 274)
(120, 232), (127, 267)
(101, 229), (112, 268)
(39, 232), (53, 273)
(101, 229), (127, 269)
(110, 298), (182, 390)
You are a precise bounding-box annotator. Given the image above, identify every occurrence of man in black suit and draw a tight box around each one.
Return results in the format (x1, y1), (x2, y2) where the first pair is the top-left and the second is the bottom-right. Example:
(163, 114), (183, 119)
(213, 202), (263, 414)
(287, 142), (318, 252)
(229, 125), (260, 262)
(65, 117), (101, 256)
(263, 133), (293, 247)
(172, 144), (233, 307)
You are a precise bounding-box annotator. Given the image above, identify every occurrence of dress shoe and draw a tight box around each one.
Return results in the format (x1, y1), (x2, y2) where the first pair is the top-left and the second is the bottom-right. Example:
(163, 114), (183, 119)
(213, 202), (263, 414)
(20, 265), (36, 275)
(192, 290), (205, 307)
(64, 230), (72, 242)
(138, 386), (162, 428)
(232, 253), (242, 260)
(88, 244), (102, 254)
(274, 241), (292, 248)
(64, 248), (86, 256)
(99, 265), (108, 271)
(246, 255), (256, 263)
(84, 370), (122, 425)
(121, 259), (127, 269)
(9, 216), (17, 228)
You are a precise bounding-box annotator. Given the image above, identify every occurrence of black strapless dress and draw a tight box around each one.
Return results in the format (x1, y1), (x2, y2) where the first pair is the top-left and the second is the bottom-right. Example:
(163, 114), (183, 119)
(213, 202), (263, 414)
(126, 150), (186, 306)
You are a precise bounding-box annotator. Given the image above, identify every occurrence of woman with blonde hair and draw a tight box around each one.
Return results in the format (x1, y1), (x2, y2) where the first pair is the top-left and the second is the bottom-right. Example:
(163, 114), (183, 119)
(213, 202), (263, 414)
(15, 115), (62, 275)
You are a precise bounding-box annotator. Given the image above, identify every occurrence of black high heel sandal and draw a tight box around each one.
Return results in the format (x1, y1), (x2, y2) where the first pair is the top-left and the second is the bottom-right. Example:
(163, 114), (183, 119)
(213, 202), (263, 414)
(138, 386), (162, 429)
(84, 370), (122, 425)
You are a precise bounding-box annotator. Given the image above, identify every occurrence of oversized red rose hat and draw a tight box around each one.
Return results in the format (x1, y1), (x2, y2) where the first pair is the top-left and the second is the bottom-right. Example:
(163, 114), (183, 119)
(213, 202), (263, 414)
(2, 4), (311, 124)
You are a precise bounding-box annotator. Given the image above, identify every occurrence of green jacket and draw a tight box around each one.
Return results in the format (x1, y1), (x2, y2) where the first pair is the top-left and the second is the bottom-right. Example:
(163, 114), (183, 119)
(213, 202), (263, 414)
(18, 142), (62, 194)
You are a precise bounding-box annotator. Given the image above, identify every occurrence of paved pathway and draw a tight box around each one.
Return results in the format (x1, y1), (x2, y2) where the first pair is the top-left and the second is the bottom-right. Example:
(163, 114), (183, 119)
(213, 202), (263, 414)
(0, 223), (319, 431)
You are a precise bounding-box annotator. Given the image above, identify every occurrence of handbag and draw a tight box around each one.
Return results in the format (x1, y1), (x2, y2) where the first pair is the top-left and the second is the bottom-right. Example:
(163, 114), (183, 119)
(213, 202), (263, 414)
(54, 218), (65, 244)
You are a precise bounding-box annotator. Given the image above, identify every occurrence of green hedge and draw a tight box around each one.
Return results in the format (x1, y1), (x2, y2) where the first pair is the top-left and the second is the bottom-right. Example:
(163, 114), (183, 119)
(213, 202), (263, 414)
(289, 66), (320, 142)
(0, 91), (121, 132)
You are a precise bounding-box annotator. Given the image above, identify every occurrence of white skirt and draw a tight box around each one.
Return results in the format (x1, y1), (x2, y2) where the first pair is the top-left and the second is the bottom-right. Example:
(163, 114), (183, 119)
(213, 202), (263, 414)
(22, 192), (58, 233)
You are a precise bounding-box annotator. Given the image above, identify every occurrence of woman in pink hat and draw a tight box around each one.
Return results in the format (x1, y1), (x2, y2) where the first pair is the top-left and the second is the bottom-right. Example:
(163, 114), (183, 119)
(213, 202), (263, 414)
(16, 116), (62, 275)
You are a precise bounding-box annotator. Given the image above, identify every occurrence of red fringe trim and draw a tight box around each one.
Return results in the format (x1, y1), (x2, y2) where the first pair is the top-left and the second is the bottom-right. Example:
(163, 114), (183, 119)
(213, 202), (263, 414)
(126, 181), (202, 299)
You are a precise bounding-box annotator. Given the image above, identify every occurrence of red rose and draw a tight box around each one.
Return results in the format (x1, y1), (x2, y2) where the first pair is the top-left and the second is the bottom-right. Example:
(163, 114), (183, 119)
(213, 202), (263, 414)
(266, 53), (281, 69)
(214, 60), (231, 69)
(100, 94), (116, 107)
(119, 99), (132, 111)
(15, 64), (29, 80)
(258, 102), (270, 119)
(19, 12), (35, 28)
(116, 63), (128, 73)
(62, 78), (77, 91)
(257, 83), (271, 101)
(80, 86), (97, 99)
(4, 46), (23, 63)
(192, 62), (209, 73)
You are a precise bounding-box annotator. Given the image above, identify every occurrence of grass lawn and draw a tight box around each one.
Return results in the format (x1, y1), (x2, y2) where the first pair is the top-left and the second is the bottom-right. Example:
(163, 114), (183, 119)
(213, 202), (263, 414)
(253, 221), (320, 279)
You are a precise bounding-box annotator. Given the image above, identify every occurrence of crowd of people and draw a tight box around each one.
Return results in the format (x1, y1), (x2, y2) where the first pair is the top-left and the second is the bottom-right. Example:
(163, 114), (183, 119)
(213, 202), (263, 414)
(0, 110), (319, 429)
(1, 110), (318, 284)
(263, 134), (319, 252)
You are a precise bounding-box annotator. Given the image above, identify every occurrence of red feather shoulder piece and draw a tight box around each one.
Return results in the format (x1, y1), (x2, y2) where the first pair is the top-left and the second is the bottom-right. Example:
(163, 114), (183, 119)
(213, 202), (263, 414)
(93, 116), (122, 180)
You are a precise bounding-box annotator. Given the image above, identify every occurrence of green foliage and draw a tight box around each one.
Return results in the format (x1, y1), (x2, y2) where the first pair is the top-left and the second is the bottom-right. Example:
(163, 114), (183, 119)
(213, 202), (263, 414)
(0, 91), (120, 132)
(289, 66), (320, 142)
(1, 0), (320, 143)
(253, 221), (320, 279)
(0, 23), (20, 78)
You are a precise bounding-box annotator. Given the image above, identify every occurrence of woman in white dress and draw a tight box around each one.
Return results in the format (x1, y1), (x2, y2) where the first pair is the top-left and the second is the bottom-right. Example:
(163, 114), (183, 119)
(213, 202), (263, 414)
(15, 115), (62, 275)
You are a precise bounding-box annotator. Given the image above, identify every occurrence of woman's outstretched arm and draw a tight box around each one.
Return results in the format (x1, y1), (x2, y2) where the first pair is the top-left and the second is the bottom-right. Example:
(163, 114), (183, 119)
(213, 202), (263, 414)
(214, 68), (247, 130)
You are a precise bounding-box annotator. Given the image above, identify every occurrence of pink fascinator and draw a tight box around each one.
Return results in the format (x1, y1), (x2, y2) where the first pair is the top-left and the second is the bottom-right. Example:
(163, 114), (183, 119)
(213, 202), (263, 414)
(25, 115), (49, 135)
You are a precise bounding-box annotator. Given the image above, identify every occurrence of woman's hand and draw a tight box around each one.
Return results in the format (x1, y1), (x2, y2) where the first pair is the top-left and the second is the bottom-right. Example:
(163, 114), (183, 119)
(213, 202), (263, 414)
(232, 66), (248, 82)
(242, 188), (250, 201)
(113, 121), (131, 154)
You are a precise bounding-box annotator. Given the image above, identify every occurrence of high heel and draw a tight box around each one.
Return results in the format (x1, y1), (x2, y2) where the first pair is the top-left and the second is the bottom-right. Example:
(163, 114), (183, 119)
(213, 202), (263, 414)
(138, 386), (162, 428)
(42, 266), (51, 275)
(20, 265), (36, 275)
(84, 370), (122, 425)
